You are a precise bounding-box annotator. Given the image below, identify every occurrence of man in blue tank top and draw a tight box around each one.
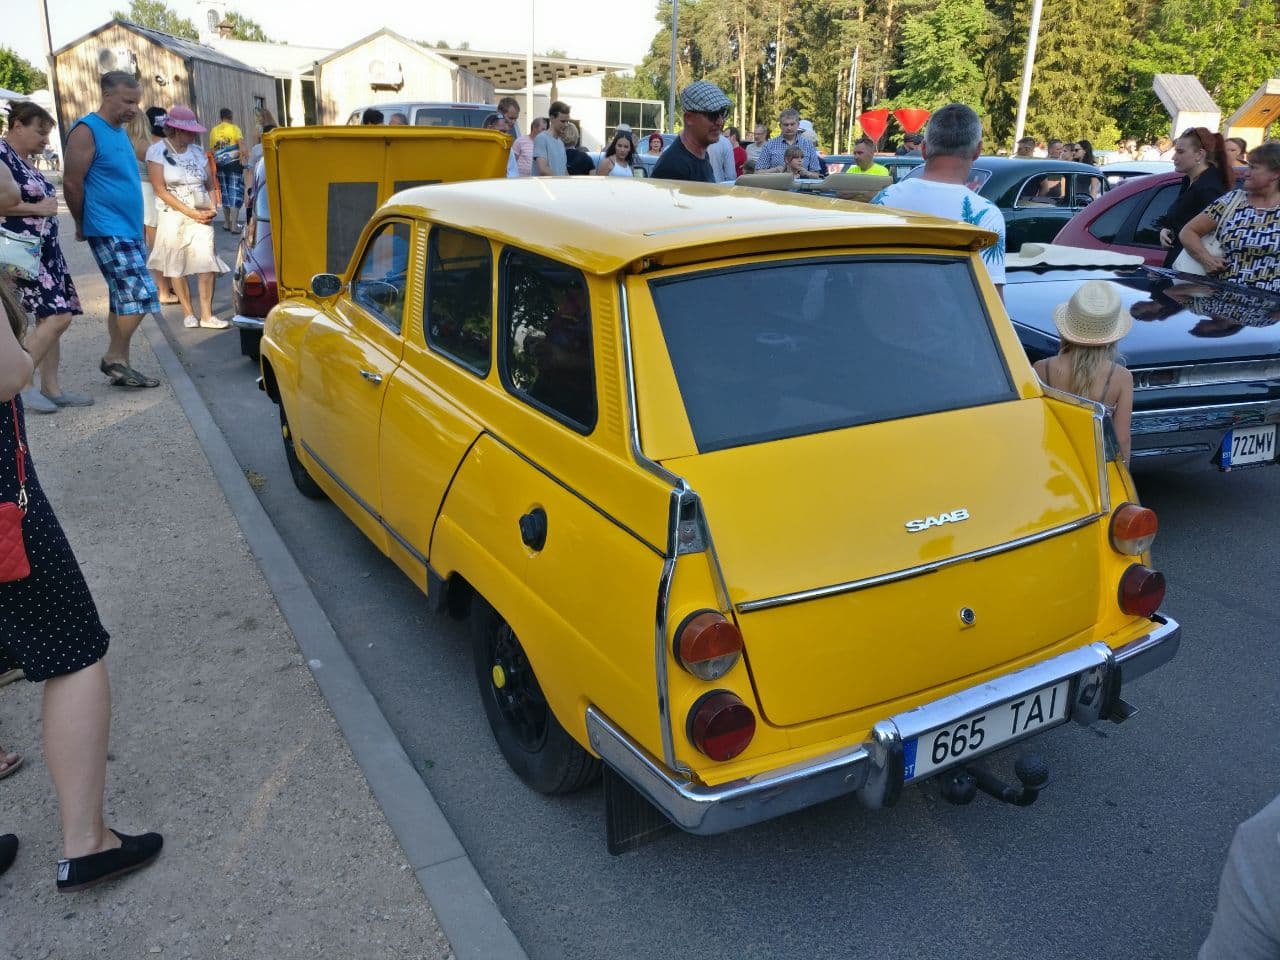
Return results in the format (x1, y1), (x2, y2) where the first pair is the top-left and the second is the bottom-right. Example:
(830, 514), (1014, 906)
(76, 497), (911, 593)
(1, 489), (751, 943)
(63, 71), (163, 388)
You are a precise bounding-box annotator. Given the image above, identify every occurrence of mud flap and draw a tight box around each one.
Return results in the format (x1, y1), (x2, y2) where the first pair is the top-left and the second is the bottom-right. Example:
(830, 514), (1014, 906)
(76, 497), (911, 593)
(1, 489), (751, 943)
(604, 766), (676, 855)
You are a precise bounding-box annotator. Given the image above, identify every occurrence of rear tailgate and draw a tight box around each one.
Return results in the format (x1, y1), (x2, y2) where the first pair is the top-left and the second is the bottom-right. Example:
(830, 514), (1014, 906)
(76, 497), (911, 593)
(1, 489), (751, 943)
(668, 400), (1104, 726)
(261, 126), (510, 296)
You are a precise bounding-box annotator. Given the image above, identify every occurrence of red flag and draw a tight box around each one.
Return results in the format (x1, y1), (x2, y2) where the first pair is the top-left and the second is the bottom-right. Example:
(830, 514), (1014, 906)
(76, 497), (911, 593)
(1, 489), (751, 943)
(858, 109), (889, 142)
(893, 108), (931, 134)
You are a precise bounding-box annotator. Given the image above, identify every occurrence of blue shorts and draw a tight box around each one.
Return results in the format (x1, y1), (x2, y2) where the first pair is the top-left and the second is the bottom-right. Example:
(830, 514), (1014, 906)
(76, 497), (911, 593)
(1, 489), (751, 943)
(86, 236), (162, 317)
(217, 169), (244, 209)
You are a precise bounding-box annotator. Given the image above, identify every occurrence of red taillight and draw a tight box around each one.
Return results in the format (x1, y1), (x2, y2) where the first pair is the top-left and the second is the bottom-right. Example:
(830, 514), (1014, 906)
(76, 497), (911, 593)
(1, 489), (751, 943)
(243, 271), (265, 297)
(687, 691), (756, 761)
(1118, 564), (1165, 617)
(674, 610), (743, 680)
(1110, 503), (1158, 555)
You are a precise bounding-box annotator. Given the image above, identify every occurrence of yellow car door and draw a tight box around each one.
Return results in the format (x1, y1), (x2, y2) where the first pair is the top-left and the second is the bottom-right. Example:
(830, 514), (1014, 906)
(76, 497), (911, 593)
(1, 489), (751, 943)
(296, 219), (412, 549)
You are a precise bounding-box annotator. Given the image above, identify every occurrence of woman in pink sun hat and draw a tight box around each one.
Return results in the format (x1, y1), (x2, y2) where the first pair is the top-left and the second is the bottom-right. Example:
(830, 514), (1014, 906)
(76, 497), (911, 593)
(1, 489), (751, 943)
(144, 105), (230, 330)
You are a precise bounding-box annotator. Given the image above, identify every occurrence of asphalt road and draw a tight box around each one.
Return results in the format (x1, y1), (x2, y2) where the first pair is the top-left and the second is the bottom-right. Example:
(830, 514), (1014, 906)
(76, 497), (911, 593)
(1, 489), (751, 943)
(160, 231), (1279, 960)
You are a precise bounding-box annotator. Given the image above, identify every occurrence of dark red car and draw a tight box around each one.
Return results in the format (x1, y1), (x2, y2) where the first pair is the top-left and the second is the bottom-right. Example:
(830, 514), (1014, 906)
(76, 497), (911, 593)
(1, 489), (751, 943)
(1054, 168), (1245, 266)
(231, 161), (275, 361)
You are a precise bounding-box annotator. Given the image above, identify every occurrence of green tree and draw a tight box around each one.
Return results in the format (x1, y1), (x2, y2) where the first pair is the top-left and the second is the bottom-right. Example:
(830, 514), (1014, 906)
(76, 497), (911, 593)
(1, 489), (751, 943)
(891, 0), (990, 109)
(111, 0), (198, 39)
(0, 47), (48, 94)
(223, 10), (271, 42)
(1120, 0), (1280, 141)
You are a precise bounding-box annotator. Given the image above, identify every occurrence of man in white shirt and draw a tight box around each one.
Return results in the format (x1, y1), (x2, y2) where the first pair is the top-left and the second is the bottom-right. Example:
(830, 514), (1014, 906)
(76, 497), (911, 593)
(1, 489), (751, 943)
(871, 103), (1006, 299)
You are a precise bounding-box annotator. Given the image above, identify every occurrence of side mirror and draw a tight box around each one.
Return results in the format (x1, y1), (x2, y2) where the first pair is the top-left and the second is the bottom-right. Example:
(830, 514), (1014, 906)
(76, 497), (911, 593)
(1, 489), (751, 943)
(310, 273), (343, 298)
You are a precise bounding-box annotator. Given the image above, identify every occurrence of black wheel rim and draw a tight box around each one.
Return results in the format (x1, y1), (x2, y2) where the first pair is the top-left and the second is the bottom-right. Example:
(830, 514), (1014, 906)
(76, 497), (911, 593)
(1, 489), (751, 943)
(487, 622), (549, 753)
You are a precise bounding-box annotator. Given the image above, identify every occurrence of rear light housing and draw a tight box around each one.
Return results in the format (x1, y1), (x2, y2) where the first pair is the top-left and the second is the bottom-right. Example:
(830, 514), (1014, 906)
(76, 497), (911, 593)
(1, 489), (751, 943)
(687, 691), (756, 761)
(1118, 564), (1165, 617)
(242, 270), (265, 298)
(674, 610), (743, 680)
(1110, 503), (1158, 555)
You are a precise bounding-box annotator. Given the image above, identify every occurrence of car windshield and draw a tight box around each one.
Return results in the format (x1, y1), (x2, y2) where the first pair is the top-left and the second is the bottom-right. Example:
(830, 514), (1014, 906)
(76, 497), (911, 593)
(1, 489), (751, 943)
(413, 108), (495, 128)
(648, 256), (1015, 453)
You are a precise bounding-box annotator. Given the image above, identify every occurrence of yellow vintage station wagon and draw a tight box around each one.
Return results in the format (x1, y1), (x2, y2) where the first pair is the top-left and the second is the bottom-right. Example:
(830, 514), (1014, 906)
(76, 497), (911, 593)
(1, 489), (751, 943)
(258, 128), (1181, 851)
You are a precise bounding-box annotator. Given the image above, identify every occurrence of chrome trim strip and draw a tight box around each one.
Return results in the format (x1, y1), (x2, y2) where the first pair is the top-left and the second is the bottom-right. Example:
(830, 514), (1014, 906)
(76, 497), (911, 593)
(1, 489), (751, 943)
(616, 278), (681, 487)
(1132, 358), (1280, 391)
(1039, 382), (1112, 507)
(231, 314), (265, 331)
(654, 487), (683, 772)
(1131, 401), (1280, 435)
(299, 440), (428, 567)
(587, 614), (1181, 834)
(485, 433), (664, 559)
(736, 512), (1104, 613)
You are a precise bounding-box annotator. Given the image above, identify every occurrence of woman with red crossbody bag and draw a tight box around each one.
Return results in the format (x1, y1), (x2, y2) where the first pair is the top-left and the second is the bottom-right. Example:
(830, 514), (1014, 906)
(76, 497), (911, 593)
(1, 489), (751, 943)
(0, 172), (162, 886)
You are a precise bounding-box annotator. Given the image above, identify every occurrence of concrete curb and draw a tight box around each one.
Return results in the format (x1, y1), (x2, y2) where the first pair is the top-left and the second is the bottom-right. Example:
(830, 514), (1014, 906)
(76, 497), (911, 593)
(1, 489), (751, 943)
(141, 318), (529, 960)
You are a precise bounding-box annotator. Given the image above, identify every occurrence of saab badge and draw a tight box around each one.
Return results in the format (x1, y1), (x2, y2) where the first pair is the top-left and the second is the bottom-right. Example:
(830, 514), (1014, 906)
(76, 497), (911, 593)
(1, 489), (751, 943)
(905, 507), (970, 533)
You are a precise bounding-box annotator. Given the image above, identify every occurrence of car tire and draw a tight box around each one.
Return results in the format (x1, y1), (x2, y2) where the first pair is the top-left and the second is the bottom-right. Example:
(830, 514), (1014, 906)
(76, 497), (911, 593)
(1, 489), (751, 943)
(279, 405), (326, 500)
(239, 328), (262, 362)
(471, 600), (600, 795)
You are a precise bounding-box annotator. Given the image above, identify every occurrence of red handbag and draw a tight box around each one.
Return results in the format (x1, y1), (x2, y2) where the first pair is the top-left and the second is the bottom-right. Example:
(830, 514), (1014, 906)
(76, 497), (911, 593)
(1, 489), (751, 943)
(0, 400), (31, 583)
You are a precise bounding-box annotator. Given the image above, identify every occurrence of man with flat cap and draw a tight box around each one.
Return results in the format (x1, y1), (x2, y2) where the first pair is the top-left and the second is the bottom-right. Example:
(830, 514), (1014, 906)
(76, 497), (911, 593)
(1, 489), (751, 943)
(652, 80), (732, 182)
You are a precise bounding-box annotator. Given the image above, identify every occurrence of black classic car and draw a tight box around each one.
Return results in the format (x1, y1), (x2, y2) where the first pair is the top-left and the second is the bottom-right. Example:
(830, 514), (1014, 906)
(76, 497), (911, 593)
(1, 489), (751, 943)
(1004, 249), (1280, 472)
(902, 157), (1109, 250)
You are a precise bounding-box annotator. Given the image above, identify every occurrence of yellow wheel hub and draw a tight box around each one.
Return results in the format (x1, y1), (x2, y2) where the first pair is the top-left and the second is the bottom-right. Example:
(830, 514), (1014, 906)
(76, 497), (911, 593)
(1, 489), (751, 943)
(491, 664), (507, 689)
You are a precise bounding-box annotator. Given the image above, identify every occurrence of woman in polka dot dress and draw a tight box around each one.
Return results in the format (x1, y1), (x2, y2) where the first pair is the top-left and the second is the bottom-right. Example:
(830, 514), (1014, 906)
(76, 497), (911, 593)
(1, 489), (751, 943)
(0, 261), (162, 888)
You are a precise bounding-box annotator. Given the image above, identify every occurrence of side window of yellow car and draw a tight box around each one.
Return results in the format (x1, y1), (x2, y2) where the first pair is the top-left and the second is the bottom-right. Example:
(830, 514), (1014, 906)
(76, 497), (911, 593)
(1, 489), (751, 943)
(351, 220), (412, 334)
(425, 226), (492, 375)
(499, 248), (597, 432)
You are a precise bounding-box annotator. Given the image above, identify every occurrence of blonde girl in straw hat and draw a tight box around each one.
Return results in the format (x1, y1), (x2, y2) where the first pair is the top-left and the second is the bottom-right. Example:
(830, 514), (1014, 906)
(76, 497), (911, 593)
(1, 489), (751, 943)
(1033, 280), (1134, 465)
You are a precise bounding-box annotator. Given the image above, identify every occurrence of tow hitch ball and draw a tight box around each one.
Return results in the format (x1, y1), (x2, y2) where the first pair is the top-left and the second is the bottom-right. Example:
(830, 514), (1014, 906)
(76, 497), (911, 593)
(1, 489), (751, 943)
(938, 754), (1050, 807)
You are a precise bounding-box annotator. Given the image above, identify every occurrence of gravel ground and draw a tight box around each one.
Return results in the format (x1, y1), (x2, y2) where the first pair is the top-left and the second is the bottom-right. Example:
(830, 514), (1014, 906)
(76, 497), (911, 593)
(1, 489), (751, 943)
(0, 222), (453, 959)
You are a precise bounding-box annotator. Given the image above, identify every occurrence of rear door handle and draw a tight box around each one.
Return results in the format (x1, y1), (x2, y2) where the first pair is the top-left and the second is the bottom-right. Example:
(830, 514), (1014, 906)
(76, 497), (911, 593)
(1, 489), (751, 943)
(359, 369), (382, 384)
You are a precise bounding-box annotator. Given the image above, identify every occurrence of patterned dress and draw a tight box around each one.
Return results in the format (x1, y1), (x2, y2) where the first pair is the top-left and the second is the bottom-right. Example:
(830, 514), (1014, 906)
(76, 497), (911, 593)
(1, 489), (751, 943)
(0, 138), (82, 321)
(1204, 190), (1280, 293)
(0, 397), (109, 682)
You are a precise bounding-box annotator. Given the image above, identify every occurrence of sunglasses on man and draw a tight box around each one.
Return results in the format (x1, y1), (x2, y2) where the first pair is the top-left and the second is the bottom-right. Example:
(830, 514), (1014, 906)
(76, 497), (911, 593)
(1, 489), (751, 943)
(696, 108), (729, 122)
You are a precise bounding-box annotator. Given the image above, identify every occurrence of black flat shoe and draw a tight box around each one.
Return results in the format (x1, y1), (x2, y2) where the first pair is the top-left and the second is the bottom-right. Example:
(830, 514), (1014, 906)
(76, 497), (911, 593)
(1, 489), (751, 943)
(0, 833), (16, 875)
(56, 829), (163, 892)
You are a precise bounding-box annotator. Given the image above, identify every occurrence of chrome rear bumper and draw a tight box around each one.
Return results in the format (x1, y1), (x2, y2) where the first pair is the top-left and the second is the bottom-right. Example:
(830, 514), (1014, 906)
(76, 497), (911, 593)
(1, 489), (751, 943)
(586, 615), (1180, 835)
(1131, 401), (1280, 470)
(231, 314), (265, 331)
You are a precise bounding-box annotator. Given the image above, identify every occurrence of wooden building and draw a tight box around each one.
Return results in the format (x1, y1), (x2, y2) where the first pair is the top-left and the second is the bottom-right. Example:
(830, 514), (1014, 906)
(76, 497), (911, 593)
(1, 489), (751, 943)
(51, 20), (274, 144)
(312, 29), (495, 126)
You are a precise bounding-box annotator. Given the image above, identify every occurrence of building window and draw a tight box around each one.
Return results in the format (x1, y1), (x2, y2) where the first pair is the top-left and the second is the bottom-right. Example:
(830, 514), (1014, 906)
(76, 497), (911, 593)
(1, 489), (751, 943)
(604, 99), (665, 142)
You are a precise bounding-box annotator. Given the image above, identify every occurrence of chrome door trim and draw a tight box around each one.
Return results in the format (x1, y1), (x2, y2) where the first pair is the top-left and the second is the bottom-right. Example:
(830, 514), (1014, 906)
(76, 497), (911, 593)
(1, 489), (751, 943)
(299, 440), (428, 567)
(736, 512), (1105, 614)
(617, 277), (681, 486)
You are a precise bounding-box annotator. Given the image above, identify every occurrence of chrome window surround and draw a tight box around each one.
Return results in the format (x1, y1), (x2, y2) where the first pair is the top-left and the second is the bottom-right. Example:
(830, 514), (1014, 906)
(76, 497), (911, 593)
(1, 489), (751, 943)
(736, 511), (1104, 614)
(586, 615), (1180, 835)
(619, 278), (734, 773)
(1131, 358), (1280, 392)
(1040, 382), (1113, 505)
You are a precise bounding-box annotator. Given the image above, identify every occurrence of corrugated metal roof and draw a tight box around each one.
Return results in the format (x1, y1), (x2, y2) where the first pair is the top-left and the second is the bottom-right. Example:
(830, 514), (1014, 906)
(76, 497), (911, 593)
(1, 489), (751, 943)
(1153, 74), (1220, 113)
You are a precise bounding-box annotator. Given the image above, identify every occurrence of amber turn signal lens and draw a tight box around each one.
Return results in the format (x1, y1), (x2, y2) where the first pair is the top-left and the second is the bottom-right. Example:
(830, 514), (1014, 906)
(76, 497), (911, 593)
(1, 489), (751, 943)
(1118, 564), (1165, 617)
(675, 610), (743, 680)
(687, 691), (756, 761)
(1110, 503), (1158, 555)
